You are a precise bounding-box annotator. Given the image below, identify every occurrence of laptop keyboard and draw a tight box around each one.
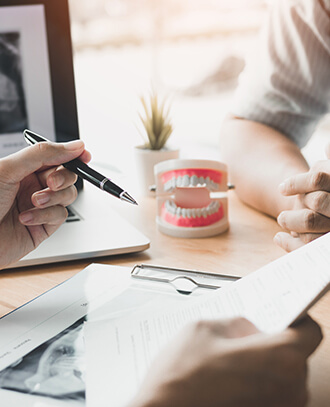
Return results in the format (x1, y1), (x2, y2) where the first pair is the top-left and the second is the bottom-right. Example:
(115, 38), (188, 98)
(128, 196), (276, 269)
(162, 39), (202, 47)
(66, 206), (82, 222)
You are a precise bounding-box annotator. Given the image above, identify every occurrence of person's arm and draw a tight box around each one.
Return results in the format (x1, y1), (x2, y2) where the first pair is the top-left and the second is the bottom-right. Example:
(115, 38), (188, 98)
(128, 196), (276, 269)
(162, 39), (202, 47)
(221, 2), (330, 252)
(127, 316), (322, 407)
(0, 140), (91, 269)
(220, 116), (330, 252)
(220, 114), (309, 218)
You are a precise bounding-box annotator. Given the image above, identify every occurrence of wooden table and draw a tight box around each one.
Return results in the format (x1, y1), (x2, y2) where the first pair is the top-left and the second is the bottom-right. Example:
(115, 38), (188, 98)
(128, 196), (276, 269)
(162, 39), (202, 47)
(0, 193), (329, 406)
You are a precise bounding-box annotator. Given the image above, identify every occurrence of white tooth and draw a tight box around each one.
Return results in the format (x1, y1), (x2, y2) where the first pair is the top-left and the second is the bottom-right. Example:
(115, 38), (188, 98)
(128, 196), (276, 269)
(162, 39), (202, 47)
(182, 208), (187, 218)
(164, 180), (171, 191)
(165, 200), (171, 211)
(187, 208), (192, 218)
(176, 207), (181, 217)
(210, 181), (220, 191)
(191, 209), (197, 218)
(206, 177), (211, 185)
(191, 175), (198, 186)
(176, 176), (183, 187)
(182, 175), (190, 187)
(169, 202), (175, 214)
(199, 177), (205, 186)
(210, 202), (216, 213)
(201, 208), (207, 218)
(172, 178), (176, 189)
(196, 208), (202, 217)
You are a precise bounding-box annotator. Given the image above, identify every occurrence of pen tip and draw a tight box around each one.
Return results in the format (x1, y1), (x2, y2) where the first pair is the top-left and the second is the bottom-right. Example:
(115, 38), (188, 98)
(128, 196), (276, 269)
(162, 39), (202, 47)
(120, 191), (138, 205)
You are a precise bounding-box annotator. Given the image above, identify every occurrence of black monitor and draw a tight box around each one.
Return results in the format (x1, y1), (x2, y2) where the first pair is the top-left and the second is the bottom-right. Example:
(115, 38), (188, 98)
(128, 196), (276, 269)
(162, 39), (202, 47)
(0, 0), (79, 151)
(0, 0), (82, 187)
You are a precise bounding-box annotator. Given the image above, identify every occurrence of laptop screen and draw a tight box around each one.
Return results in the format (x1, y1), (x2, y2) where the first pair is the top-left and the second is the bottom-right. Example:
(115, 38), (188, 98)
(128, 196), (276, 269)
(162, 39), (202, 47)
(0, 0), (79, 159)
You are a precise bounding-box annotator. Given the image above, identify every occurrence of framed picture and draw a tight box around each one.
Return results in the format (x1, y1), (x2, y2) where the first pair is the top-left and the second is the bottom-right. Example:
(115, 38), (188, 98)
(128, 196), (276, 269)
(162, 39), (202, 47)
(0, 4), (56, 157)
(0, 0), (80, 159)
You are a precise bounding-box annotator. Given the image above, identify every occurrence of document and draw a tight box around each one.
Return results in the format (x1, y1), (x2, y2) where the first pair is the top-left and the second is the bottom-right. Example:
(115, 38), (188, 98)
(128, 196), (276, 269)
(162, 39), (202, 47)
(0, 263), (193, 406)
(0, 264), (134, 406)
(84, 232), (330, 407)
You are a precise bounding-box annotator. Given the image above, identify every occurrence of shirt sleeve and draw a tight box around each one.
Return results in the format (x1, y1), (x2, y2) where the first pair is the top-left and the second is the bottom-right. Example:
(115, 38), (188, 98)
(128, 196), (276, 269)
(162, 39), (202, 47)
(231, 0), (330, 148)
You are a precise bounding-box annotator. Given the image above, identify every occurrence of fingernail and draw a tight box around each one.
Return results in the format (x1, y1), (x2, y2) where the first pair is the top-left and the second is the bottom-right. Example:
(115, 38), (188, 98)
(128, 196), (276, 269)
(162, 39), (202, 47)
(279, 182), (286, 194)
(53, 173), (65, 189)
(273, 234), (281, 246)
(64, 140), (84, 150)
(20, 212), (33, 224)
(35, 192), (50, 206)
(277, 213), (283, 226)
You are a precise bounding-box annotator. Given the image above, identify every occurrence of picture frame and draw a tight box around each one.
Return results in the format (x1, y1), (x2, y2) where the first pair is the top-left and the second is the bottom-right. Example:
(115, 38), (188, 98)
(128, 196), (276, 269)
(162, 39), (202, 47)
(0, 0), (80, 159)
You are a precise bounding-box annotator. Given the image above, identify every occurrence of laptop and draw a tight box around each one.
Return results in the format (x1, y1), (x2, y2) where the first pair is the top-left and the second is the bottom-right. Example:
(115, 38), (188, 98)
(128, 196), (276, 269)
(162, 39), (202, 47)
(0, 0), (150, 268)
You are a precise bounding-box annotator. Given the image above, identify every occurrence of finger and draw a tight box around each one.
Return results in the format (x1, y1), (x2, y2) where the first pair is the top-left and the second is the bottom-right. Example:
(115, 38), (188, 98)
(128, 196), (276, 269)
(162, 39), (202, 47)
(0, 140), (87, 184)
(19, 205), (68, 226)
(32, 185), (78, 208)
(274, 232), (305, 252)
(36, 166), (78, 190)
(285, 316), (323, 358)
(277, 209), (330, 233)
(290, 231), (299, 237)
(295, 232), (324, 244)
(213, 317), (260, 338)
(279, 166), (330, 195)
(79, 149), (92, 163)
(303, 191), (330, 217)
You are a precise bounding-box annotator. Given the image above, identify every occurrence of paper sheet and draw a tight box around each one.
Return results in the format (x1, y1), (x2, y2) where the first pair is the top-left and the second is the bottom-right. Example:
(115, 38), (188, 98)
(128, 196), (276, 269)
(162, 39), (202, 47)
(0, 263), (198, 406)
(0, 264), (134, 406)
(84, 233), (330, 407)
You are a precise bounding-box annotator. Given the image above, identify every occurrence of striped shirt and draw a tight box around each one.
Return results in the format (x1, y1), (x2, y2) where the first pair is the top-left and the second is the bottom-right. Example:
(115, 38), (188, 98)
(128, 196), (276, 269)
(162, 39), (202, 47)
(232, 0), (330, 148)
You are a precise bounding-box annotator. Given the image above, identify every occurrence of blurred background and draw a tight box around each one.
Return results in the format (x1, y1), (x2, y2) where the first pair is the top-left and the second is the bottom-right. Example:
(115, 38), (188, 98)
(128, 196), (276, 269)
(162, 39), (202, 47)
(67, 0), (266, 165)
(67, 0), (327, 171)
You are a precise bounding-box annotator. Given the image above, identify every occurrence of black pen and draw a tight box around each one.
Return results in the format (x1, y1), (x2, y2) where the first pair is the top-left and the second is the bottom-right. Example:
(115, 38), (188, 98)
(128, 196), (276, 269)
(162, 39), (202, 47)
(23, 129), (138, 205)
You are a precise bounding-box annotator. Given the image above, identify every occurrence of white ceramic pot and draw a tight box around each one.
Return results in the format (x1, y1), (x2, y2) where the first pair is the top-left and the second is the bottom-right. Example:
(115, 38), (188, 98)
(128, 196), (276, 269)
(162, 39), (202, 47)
(134, 145), (179, 196)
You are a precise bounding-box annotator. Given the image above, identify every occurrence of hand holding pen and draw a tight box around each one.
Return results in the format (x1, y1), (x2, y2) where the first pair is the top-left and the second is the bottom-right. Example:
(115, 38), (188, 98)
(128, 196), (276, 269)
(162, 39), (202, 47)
(24, 130), (138, 205)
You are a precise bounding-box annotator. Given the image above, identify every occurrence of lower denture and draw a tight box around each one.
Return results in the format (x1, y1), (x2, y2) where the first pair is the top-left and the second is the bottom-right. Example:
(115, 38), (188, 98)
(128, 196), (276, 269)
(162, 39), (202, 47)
(161, 202), (224, 227)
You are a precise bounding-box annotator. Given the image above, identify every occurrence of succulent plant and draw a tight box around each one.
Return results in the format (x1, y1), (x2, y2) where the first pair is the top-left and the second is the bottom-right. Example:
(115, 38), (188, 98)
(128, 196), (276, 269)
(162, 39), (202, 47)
(138, 91), (173, 150)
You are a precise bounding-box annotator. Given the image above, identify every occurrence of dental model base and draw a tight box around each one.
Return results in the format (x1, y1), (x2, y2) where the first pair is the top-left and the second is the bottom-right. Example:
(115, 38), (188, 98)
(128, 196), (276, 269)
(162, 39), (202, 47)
(154, 159), (230, 238)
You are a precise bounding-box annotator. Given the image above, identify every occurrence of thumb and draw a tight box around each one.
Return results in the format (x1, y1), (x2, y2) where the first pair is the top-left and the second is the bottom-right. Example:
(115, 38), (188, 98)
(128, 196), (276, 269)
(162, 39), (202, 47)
(1, 140), (85, 183)
(278, 316), (323, 358)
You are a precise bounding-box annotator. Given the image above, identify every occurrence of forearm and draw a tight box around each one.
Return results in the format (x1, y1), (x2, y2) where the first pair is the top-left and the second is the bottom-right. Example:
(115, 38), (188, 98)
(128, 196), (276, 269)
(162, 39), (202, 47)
(220, 115), (310, 218)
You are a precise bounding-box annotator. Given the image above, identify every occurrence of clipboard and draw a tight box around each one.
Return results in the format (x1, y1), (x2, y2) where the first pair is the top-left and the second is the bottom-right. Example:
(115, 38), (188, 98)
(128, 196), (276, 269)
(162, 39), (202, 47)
(131, 264), (240, 295)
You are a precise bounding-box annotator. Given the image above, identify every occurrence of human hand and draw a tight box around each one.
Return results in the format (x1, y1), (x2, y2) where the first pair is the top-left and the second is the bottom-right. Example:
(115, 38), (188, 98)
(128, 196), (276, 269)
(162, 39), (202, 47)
(0, 140), (91, 269)
(129, 316), (322, 407)
(275, 143), (330, 252)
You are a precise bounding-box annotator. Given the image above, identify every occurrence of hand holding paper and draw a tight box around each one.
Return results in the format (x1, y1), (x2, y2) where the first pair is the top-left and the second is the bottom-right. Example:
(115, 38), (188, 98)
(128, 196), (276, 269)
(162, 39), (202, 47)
(129, 316), (322, 407)
(85, 233), (330, 407)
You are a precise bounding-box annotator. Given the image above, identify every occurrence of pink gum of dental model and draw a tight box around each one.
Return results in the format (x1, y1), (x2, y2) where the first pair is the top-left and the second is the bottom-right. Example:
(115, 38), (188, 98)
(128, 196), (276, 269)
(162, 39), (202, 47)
(161, 202), (224, 227)
(154, 159), (230, 238)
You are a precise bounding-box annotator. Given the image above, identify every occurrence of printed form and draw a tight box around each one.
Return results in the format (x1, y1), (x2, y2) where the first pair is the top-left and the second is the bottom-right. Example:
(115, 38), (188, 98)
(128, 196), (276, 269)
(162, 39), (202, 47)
(85, 233), (330, 407)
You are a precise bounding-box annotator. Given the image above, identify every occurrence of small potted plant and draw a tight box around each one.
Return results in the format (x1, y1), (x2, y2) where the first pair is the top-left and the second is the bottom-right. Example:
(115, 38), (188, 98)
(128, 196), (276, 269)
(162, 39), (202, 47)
(135, 91), (179, 196)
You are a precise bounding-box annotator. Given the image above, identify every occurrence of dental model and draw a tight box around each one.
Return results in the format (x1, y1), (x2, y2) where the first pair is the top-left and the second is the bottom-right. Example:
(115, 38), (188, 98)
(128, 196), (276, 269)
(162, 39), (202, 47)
(154, 159), (230, 238)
